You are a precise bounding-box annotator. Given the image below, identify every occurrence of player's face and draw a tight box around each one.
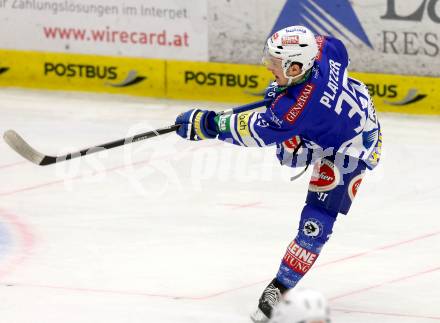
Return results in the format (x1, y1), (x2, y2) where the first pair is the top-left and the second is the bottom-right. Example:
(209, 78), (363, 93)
(263, 56), (289, 86)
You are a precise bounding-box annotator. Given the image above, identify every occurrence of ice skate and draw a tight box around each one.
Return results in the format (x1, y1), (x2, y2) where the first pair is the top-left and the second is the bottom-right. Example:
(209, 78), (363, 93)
(250, 279), (287, 323)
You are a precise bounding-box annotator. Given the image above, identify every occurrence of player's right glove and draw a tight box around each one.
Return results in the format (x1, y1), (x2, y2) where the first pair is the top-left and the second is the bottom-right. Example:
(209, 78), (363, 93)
(175, 109), (218, 141)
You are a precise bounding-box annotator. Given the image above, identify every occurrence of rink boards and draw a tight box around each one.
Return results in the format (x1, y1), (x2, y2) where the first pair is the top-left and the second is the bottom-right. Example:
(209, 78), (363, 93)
(0, 49), (439, 115)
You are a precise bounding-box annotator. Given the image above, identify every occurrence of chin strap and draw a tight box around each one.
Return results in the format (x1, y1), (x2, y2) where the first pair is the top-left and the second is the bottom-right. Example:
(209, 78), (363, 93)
(285, 68), (312, 86)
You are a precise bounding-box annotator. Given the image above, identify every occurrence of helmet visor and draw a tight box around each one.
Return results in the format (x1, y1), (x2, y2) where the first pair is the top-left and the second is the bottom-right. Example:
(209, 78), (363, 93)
(261, 45), (282, 70)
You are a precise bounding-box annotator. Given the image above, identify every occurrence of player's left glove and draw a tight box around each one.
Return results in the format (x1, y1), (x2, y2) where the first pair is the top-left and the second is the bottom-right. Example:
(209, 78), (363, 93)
(264, 81), (287, 102)
(175, 109), (218, 141)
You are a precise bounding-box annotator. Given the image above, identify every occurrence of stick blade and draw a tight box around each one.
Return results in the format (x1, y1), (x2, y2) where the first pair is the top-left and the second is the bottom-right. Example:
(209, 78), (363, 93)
(3, 130), (49, 166)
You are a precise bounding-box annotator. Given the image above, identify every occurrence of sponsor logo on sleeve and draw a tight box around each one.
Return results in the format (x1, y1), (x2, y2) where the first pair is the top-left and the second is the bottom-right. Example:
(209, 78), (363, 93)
(237, 112), (251, 138)
(309, 159), (340, 192)
(218, 115), (231, 133)
(283, 240), (318, 275)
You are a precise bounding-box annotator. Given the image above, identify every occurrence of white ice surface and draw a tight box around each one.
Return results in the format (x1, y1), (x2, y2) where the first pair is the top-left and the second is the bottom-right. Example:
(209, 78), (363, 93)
(0, 88), (439, 323)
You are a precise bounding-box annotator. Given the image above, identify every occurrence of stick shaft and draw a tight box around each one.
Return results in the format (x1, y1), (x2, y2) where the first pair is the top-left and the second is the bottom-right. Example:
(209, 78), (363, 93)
(4, 98), (270, 166)
(43, 124), (180, 165)
(60, 98), (270, 155)
(219, 99), (271, 115)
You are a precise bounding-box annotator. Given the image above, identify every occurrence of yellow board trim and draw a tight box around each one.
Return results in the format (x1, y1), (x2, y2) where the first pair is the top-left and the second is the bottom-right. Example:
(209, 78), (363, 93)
(0, 49), (439, 115)
(351, 72), (440, 115)
(0, 49), (165, 97)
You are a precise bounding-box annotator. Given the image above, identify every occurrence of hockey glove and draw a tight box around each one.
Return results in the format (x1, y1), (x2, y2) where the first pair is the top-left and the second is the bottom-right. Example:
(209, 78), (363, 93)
(175, 109), (218, 141)
(264, 81), (287, 102)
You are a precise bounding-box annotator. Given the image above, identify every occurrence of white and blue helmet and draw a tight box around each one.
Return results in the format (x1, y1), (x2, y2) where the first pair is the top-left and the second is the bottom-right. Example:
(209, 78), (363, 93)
(263, 25), (319, 84)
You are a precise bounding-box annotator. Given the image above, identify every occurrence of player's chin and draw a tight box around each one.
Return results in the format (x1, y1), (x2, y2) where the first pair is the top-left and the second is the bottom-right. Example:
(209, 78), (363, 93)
(275, 77), (287, 86)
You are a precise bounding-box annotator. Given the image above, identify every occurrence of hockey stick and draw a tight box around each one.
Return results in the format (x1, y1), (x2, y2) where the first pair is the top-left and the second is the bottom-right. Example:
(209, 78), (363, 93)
(3, 99), (271, 166)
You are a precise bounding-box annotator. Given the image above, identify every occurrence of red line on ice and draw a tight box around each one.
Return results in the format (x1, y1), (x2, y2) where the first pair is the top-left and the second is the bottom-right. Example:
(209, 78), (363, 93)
(2, 282), (199, 300)
(316, 230), (440, 268)
(332, 307), (440, 321)
(1, 140), (439, 319)
(185, 231), (440, 300)
(0, 142), (220, 197)
(328, 266), (440, 301)
(220, 202), (268, 210)
(3, 231), (436, 302)
(0, 178), (68, 197)
(0, 161), (27, 170)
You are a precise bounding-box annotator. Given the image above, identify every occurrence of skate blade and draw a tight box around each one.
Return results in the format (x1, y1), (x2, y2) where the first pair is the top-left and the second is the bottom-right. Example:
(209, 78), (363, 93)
(250, 308), (269, 323)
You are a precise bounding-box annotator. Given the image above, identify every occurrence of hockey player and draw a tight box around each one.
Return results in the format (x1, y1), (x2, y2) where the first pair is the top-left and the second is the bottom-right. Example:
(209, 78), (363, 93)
(269, 288), (331, 323)
(175, 25), (382, 322)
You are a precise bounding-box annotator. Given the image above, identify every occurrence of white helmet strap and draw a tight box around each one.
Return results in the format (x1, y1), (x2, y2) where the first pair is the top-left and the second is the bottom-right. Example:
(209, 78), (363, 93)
(282, 60), (309, 86)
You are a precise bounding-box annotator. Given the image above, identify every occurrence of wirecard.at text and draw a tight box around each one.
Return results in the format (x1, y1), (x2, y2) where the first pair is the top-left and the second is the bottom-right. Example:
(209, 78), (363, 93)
(43, 26), (190, 47)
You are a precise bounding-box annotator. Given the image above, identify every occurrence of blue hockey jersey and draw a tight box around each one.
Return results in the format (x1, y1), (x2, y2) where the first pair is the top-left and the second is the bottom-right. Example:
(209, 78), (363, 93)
(214, 36), (382, 170)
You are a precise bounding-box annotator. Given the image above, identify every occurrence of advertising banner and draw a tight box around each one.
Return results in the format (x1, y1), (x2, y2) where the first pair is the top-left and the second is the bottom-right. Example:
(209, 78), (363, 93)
(0, 0), (208, 61)
(166, 61), (273, 103)
(208, 0), (440, 77)
(166, 62), (440, 115)
(352, 72), (440, 115)
(0, 49), (165, 97)
(1, 49), (438, 114)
